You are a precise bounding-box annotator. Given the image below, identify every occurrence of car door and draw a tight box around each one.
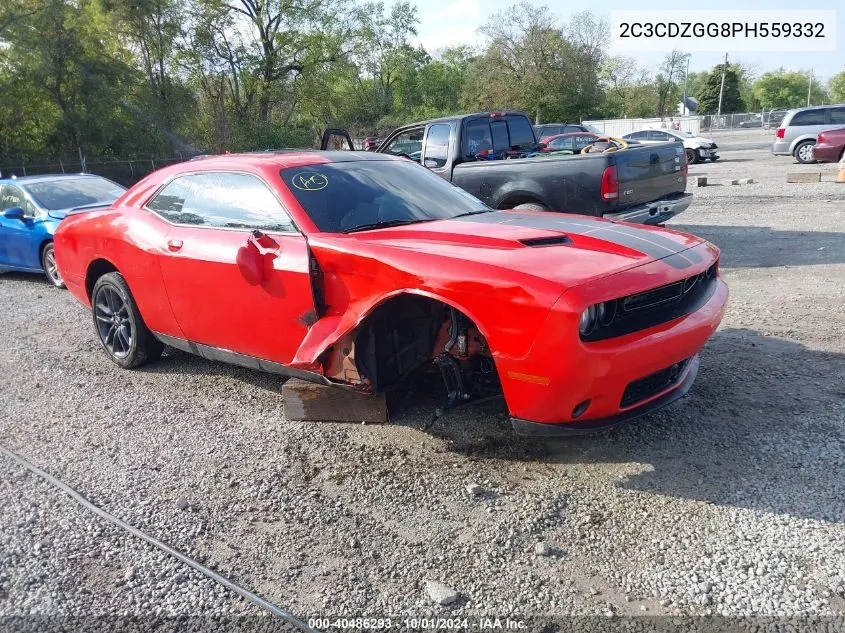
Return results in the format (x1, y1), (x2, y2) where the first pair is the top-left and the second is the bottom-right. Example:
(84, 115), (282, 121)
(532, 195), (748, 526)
(421, 123), (453, 174)
(648, 130), (673, 144)
(827, 106), (845, 130)
(381, 127), (425, 163)
(0, 184), (39, 269)
(626, 130), (651, 144)
(147, 171), (315, 365)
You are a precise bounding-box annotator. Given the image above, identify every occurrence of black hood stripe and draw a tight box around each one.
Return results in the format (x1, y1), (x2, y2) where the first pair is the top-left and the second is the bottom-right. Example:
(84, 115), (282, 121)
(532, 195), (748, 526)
(455, 211), (698, 267)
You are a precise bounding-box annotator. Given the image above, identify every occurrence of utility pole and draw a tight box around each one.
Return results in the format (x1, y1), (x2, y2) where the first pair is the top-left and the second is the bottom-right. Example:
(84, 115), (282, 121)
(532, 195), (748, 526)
(807, 71), (813, 106)
(682, 56), (690, 115)
(717, 53), (729, 118)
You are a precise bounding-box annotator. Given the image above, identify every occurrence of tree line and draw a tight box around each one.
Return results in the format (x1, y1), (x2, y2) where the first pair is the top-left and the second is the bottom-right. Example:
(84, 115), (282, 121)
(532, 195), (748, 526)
(2, 0), (845, 164)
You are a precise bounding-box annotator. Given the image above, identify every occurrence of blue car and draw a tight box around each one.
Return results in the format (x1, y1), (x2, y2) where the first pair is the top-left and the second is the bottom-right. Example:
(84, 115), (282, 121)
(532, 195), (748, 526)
(0, 174), (126, 287)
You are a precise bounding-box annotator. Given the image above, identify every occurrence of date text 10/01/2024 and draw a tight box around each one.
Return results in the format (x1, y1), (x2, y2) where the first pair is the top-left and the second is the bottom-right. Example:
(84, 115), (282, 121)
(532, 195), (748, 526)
(307, 618), (527, 630)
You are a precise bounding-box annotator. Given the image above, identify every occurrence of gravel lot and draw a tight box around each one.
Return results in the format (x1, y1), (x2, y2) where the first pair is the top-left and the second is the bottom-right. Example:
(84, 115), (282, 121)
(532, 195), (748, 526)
(1, 130), (844, 627)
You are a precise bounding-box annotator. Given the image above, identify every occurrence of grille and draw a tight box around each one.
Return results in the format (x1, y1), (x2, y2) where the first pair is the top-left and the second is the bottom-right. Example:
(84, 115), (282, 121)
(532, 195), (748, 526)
(621, 358), (691, 408)
(582, 261), (718, 342)
(621, 281), (684, 312)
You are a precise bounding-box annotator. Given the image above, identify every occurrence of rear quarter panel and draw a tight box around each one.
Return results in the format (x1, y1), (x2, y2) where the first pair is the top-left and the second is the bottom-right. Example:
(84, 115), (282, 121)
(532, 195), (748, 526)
(55, 207), (183, 337)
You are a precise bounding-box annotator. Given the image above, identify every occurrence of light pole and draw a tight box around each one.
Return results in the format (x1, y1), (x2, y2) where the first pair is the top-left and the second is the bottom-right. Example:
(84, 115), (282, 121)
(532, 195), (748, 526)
(682, 56), (690, 115)
(807, 71), (813, 107)
(717, 53), (728, 118)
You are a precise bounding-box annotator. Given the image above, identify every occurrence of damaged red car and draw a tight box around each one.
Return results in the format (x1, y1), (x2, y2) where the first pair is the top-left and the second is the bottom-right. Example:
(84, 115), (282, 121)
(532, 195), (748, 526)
(54, 152), (727, 435)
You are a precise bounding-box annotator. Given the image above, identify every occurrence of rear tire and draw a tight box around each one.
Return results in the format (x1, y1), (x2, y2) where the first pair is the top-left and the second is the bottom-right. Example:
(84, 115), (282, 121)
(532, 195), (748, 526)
(41, 243), (65, 288)
(512, 202), (547, 211)
(91, 272), (162, 369)
(794, 141), (815, 164)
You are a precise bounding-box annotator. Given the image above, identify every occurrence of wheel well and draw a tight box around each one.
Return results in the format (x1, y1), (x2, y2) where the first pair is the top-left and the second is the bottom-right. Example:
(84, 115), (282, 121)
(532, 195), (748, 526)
(85, 259), (118, 299)
(792, 138), (815, 152)
(497, 193), (544, 209)
(38, 239), (53, 260)
(324, 294), (495, 393)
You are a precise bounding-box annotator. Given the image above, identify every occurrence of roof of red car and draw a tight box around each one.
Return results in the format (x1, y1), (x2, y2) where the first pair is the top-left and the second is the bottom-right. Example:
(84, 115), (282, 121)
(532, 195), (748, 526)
(184, 150), (396, 170)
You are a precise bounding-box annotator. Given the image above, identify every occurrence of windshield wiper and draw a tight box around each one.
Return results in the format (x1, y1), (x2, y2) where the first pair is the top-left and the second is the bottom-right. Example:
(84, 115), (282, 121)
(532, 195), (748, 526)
(343, 218), (434, 234)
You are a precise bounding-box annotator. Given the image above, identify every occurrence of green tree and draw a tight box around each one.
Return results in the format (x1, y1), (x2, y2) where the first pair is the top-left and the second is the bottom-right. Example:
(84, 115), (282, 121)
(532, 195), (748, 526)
(462, 2), (603, 123)
(655, 50), (689, 117)
(829, 72), (845, 104)
(600, 56), (656, 118)
(752, 69), (828, 109)
(0, 0), (140, 159)
(696, 67), (744, 114)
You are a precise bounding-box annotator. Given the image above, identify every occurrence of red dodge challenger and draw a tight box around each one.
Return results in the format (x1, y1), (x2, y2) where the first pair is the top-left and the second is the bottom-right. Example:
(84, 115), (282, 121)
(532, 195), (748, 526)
(54, 151), (728, 435)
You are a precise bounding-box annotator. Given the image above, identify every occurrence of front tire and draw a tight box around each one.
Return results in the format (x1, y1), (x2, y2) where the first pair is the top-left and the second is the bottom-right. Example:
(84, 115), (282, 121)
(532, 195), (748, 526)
(91, 272), (162, 369)
(794, 141), (815, 164)
(685, 148), (699, 164)
(41, 243), (65, 288)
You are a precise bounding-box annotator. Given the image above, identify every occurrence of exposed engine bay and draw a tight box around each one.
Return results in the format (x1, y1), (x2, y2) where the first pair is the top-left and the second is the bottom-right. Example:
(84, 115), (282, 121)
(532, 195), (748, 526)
(319, 295), (501, 410)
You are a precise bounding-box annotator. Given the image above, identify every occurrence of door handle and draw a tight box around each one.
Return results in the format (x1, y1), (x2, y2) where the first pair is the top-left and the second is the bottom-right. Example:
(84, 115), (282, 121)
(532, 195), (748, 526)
(167, 239), (183, 251)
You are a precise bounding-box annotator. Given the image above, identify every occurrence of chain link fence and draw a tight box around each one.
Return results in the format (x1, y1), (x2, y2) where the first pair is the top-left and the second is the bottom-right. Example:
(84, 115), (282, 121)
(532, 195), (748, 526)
(0, 153), (200, 187)
(699, 110), (790, 132)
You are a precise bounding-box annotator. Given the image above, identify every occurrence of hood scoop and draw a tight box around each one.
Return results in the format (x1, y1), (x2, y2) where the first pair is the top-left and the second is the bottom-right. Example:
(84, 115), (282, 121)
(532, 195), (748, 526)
(520, 235), (572, 247)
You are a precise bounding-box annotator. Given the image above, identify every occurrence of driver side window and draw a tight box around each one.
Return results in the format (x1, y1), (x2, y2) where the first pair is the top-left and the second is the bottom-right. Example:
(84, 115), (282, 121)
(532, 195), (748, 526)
(383, 128), (424, 162)
(0, 185), (35, 217)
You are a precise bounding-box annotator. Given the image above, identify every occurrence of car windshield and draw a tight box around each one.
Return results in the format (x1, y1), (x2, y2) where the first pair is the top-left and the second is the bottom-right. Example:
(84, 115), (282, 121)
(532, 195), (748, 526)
(280, 159), (491, 233)
(24, 177), (126, 211)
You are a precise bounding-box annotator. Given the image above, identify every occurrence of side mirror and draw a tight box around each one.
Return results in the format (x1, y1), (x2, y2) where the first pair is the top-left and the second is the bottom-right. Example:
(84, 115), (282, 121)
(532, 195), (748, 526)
(3, 207), (24, 220)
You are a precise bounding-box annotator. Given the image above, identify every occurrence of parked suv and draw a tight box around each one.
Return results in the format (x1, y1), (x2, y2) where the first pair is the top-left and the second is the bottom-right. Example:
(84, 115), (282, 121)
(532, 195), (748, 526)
(534, 123), (599, 141)
(772, 104), (845, 163)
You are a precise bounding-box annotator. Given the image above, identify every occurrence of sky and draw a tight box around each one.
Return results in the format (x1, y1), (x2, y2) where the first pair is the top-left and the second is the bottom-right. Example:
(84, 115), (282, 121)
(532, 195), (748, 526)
(393, 0), (844, 81)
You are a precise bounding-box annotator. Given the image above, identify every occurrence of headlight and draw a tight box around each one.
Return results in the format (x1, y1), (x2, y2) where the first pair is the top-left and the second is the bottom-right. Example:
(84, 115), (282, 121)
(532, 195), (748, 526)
(579, 305), (597, 335)
(597, 300), (616, 326)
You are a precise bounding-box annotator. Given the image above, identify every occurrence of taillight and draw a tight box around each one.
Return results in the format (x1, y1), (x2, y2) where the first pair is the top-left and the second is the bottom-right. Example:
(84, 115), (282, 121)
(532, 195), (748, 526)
(817, 133), (827, 144)
(683, 153), (689, 178)
(776, 128), (785, 139)
(600, 165), (619, 200)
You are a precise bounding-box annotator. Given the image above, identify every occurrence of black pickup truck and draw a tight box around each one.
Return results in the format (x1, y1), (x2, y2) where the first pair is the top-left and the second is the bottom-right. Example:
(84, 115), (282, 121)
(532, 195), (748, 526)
(332, 111), (692, 225)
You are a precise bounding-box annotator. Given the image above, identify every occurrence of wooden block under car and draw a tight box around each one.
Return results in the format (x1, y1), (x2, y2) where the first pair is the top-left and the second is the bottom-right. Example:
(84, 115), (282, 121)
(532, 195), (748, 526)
(786, 172), (822, 183)
(282, 379), (388, 424)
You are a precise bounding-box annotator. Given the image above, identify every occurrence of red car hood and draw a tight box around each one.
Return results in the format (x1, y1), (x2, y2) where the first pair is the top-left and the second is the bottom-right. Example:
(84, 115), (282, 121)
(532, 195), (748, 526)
(349, 211), (704, 288)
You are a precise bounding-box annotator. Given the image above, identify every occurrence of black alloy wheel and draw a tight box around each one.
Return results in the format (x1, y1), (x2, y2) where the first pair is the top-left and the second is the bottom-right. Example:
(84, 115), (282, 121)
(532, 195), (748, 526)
(91, 272), (162, 368)
(94, 285), (133, 360)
